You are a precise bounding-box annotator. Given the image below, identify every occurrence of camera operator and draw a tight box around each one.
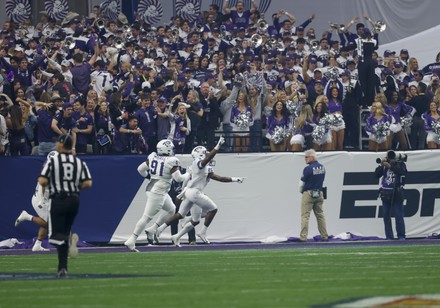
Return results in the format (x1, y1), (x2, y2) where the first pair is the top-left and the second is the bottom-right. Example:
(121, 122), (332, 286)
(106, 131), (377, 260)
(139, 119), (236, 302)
(374, 150), (407, 240)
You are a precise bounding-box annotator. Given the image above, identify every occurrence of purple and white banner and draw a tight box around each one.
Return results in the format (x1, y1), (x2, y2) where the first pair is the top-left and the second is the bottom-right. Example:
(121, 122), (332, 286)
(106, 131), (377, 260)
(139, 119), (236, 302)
(138, 0), (164, 25)
(174, 0), (201, 23)
(44, 0), (69, 22)
(5, 0), (31, 23)
(100, 0), (121, 21)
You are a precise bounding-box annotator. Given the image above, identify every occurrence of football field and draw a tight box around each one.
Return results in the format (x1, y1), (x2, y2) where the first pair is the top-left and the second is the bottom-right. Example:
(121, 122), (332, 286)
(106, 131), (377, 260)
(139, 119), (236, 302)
(1, 241), (439, 308)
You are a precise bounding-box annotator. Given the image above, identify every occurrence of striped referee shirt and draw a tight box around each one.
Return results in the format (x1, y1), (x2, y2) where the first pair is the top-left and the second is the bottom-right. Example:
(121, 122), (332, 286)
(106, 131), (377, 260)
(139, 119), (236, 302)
(40, 153), (92, 197)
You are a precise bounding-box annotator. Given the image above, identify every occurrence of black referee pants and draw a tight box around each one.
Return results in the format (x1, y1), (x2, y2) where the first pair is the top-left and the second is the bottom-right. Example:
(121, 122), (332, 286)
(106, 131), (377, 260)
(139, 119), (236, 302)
(50, 194), (79, 271)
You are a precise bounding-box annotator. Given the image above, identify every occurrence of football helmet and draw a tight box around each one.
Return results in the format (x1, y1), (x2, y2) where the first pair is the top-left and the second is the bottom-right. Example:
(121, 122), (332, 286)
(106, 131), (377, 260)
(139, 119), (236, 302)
(191, 146), (208, 160)
(157, 139), (175, 156)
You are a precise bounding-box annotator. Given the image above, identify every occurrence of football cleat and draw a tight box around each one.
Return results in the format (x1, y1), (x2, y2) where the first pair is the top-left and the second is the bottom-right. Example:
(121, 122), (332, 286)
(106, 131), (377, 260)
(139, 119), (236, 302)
(15, 210), (30, 227)
(32, 246), (50, 252)
(57, 268), (68, 278)
(171, 234), (181, 247)
(69, 233), (79, 258)
(124, 237), (139, 252)
(145, 230), (154, 245)
(197, 233), (210, 244)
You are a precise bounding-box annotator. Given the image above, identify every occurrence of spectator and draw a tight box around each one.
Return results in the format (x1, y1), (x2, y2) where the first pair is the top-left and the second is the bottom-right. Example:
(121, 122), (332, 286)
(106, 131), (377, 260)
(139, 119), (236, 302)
(169, 102), (190, 154)
(183, 90), (203, 153)
(70, 45), (99, 97)
(198, 82), (221, 150)
(222, 0), (258, 29)
(410, 82), (430, 149)
(135, 94), (157, 154)
(72, 98), (94, 155)
(112, 115), (145, 154)
(51, 102), (77, 155)
(6, 94), (31, 154)
(51, 73), (73, 101)
(155, 97), (171, 141)
(94, 101), (113, 155)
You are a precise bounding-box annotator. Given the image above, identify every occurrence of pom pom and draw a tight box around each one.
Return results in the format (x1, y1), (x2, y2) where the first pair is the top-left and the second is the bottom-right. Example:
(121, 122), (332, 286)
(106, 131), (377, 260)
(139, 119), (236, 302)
(432, 119), (440, 135)
(234, 111), (251, 129)
(373, 121), (390, 143)
(270, 126), (288, 144)
(400, 115), (413, 129)
(312, 125), (326, 144)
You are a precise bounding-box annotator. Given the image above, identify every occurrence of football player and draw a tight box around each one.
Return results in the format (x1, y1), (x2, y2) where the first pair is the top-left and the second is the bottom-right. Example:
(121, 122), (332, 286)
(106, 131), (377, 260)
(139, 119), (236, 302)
(15, 151), (58, 252)
(124, 139), (186, 252)
(155, 136), (245, 246)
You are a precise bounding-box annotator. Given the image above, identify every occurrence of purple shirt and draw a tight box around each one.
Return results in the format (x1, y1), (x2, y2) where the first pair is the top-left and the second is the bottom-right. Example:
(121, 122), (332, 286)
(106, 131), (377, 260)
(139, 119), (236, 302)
(266, 115), (290, 135)
(423, 111), (440, 131)
(37, 109), (57, 142)
(385, 102), (415, 123)
(135, 106), (157, 140)
(72, 111), (93, 145)
(70, 62), (92, 96)
(231, 105), (254, 132)
(365, 115), (392, 134)
(172, 115), (188, 145)
(328, 99), (343, 114)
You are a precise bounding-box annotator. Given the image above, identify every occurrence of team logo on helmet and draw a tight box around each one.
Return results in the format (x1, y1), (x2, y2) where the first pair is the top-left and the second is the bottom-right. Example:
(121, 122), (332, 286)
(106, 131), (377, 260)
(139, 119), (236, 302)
(157, 139), (174, 156)
(191, 146), (207, 160)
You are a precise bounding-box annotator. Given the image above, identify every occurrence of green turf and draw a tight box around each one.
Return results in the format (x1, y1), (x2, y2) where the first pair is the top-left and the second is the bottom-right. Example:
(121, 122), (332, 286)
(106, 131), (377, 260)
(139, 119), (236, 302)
(0, 245), (439, 308)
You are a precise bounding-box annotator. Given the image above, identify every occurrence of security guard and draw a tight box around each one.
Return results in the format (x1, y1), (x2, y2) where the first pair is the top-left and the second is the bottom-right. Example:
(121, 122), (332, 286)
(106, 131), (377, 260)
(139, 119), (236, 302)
(38, 134), (92, 278)
(298, 149), (328, 242)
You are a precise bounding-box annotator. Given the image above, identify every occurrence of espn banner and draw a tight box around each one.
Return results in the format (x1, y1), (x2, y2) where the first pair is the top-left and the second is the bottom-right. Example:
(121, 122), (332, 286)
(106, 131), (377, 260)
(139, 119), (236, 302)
(1, 151), (439, 243)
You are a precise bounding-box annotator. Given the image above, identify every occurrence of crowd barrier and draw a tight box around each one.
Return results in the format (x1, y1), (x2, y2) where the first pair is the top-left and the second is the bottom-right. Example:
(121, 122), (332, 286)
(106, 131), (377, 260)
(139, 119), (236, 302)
(1, 150), (439, 243)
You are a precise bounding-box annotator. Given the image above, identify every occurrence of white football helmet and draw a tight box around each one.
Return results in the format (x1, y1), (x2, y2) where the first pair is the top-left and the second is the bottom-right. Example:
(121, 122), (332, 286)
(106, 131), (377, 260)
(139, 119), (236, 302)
(191, 146), (207, 160)
(157, 139), (175, 156)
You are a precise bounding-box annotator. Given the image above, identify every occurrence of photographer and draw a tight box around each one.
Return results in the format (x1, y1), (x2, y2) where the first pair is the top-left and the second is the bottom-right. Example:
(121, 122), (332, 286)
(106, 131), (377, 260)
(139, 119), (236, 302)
(374, 150), (407, 240)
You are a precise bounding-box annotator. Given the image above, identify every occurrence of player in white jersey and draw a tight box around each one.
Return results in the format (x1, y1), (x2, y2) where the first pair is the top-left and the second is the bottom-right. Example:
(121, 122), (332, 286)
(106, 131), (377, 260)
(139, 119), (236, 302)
(15, 151), (58, 252)
(124, 139), (187, 252)
(155, 136), (245, 246)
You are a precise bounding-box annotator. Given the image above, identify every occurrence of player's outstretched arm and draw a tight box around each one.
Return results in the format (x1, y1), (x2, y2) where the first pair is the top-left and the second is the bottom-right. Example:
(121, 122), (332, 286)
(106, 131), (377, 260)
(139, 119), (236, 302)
(209, 173), (245, 183)
(201, 136), (225, 167)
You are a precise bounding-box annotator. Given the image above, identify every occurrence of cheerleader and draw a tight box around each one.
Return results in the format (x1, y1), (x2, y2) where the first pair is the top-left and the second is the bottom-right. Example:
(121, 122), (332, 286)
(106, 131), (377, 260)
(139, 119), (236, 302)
(423, 101), (440, 149)
(365, 101), (392, 151)
(290, 105), (314, 152)
(386, 90), (415, 150)
(312, 95), (333, 151)
(230, 91), (254, 152)
(327, 85), (345, 151)
(266, 101), (290, 152)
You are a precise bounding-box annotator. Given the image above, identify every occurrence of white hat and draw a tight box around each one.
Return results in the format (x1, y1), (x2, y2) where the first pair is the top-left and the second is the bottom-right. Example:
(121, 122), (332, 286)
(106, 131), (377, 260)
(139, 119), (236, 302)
(61, 59), (71, 67)
(14, 45), (24, 52)
(62, 11), (80, 26)
(117, 13), (128, 25)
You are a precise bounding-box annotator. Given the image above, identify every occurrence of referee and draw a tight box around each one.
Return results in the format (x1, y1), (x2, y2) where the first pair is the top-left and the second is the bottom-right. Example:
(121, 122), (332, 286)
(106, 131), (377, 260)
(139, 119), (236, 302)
(38, 134), (92, 278)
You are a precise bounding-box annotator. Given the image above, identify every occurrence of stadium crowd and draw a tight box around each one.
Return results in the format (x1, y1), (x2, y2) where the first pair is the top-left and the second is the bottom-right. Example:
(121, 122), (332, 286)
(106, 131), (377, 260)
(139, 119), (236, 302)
(0, 0), (440, 157)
